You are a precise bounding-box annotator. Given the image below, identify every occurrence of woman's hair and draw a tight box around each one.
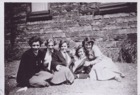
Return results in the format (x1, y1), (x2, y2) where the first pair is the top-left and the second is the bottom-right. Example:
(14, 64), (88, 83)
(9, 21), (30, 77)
(45, 39), (57, 46)
(86, 49), (96, 60)
(59, 40), (69, 48)
(82, 37), (95, 47)
(75, 45), (85, 58)
(28, 36), (43, 46)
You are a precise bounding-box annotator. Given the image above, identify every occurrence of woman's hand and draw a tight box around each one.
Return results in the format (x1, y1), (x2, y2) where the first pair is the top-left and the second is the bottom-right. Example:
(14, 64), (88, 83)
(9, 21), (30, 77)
(84, 61), (91, 66)
(56, 65), (62, 71)
(43, 62), (49, 67)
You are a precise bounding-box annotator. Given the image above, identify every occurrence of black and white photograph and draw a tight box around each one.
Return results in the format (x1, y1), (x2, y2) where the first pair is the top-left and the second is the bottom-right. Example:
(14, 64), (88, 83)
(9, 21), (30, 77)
(4, 2), (137, 95)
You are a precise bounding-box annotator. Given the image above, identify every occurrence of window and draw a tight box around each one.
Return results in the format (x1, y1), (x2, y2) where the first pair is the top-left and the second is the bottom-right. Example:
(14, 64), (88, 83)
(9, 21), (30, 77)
(31, 3), (49, 12)
(97, 3), (137, 15)
(27, 3), (52, 22)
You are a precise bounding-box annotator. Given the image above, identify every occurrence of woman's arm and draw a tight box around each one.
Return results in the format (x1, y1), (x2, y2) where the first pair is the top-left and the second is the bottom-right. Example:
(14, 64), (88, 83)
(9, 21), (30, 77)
(92, 45), (104, 62)
(73, 58), (87, 72)
(84, 60), (96, 66)
(16, 52), (31, 86)
(84, 58), (101, 66)
(51, 51), (67, 71)
(84, 45), (104, 66)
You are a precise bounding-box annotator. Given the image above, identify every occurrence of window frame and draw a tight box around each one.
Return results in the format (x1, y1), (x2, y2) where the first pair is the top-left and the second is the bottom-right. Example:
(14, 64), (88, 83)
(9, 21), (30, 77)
(27, 3), (52, 22)
(96, 2), (137, 15)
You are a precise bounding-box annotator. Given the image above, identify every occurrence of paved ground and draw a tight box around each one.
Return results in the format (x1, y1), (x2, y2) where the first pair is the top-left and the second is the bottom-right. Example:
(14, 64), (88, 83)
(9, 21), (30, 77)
(5, 60), (137, 95)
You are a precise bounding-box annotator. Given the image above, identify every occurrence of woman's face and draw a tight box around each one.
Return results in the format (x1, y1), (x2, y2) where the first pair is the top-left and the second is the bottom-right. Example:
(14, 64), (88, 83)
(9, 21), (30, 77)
(47, 42), (54, 51)
(78, 48), (86, 58)
(31, 41), (40, 52)
(60, 42), (68, 52)
(88, 51), (95, 60)
(84, 42), (93, 51)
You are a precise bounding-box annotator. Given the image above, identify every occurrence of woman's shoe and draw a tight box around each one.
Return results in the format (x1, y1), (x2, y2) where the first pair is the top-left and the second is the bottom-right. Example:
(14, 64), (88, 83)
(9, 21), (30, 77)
(114, 75), (121, 82)
(120, 73), (125, 78)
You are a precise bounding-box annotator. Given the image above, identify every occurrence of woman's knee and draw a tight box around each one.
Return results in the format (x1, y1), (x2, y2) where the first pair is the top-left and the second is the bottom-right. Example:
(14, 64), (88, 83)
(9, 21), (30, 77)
(60, 66), (70, 72)
(29, 76), (49, 87)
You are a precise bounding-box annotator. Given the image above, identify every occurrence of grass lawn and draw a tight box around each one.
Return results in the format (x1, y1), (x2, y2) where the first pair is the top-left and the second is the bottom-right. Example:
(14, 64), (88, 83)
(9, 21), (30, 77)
(5, 60), (137, 95)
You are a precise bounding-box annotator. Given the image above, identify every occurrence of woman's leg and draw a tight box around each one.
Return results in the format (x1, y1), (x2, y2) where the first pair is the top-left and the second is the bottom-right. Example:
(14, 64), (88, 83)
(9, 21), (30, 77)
(51, 66), (74, 85)
(89, 67), (98, 81)
(29, 71), (53, 87)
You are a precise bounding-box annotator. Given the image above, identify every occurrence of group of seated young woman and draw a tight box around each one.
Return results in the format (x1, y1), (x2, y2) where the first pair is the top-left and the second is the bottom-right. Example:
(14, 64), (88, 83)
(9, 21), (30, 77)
(16, 36), (125, 88)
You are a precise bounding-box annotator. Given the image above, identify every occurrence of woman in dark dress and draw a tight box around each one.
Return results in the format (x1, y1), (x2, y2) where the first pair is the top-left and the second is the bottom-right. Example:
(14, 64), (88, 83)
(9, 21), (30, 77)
(16, 36), (52, 87)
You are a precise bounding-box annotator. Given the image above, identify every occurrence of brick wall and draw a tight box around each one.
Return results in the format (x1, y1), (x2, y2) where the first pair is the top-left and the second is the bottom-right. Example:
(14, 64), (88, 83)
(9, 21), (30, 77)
(5, 3), (137, 62)
(5, 3), (29, 61)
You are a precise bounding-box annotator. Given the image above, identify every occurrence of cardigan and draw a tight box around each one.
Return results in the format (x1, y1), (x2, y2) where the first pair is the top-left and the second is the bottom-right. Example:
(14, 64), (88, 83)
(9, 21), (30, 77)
(16, 49), (44, 86)
(51, 49), (72, 71)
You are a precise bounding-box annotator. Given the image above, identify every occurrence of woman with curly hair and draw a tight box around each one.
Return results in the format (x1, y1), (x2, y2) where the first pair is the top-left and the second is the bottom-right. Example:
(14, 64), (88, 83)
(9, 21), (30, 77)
(17, 36), (53, 87)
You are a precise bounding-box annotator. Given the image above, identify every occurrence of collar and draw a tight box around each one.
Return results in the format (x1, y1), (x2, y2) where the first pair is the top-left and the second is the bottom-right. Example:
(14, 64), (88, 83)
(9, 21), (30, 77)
(47, 48), (54, 53)
(33, 50), (39, 56)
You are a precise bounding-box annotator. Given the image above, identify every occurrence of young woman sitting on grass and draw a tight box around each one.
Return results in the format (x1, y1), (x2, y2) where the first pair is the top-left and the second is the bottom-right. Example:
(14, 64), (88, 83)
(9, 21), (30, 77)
(83, 37), (125, 82)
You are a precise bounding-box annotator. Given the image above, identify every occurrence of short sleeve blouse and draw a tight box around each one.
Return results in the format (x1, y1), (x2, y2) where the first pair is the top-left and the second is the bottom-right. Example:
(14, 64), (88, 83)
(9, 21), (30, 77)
(92, 45), (103, 57)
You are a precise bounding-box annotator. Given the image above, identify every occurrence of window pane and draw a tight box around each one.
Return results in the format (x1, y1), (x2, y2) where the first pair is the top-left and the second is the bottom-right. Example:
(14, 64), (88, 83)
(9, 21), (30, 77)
(31, 3), (49, 12)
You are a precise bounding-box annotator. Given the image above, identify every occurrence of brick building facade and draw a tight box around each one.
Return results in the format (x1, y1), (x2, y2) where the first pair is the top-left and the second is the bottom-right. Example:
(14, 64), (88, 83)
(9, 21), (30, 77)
(5, 2), (137, 62)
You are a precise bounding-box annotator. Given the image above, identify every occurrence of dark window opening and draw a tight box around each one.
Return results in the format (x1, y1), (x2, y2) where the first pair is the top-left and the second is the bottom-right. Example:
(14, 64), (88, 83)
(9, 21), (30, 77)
(95, 2), (137, 15)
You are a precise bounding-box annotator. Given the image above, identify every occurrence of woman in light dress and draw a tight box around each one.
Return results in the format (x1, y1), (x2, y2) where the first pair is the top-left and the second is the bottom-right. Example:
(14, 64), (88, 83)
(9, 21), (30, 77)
(83, 37), (125, 81)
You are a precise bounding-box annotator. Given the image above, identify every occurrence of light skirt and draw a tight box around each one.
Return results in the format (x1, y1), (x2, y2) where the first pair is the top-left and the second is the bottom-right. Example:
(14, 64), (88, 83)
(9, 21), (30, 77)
(51, 66), (74, 84)
(89, 56), (122, 80)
